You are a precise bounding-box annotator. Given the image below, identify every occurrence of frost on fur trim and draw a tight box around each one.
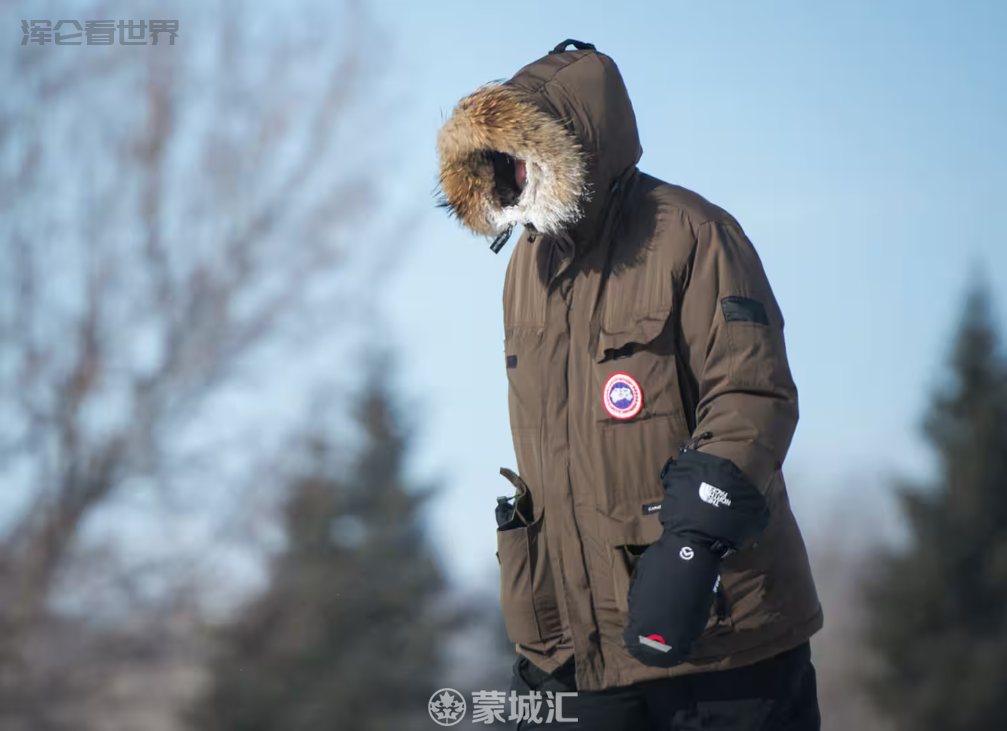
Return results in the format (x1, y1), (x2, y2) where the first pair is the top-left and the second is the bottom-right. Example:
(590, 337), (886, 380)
(436, 85), (588, 238)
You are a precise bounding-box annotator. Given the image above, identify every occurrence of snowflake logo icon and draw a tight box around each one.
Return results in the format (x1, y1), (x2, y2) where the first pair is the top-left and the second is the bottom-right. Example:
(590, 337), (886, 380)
(428, 688), (466, 726)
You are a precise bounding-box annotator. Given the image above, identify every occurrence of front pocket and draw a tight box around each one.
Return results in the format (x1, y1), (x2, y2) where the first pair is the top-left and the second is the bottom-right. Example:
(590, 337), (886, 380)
(603, 511), (735, 638)
(599, 510), (663, 616)
(593, 310), (690, 429)
(594, 415), (682, 517)
(503, 231), (548, 433)
(610, 540), (735, 641)
(612, 544), (649, 614)
(505, 325), (546, 432)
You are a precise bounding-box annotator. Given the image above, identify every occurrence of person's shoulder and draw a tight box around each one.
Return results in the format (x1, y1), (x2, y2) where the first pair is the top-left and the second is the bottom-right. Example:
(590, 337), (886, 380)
(635, 173), (741, 232)
(618, 173), (744, 273)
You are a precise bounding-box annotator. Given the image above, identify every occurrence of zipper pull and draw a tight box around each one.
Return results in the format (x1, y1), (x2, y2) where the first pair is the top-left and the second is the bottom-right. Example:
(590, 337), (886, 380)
(679, 431), (714, 454)
(663, 432), (714, 481)
(714, 577), (729, 624)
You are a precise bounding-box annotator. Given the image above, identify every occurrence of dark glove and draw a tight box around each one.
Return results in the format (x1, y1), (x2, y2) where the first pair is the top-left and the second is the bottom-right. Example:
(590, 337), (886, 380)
(623, 534), (722, 667)
(657, 449), (771, 549)
(623, 448), (770, 668)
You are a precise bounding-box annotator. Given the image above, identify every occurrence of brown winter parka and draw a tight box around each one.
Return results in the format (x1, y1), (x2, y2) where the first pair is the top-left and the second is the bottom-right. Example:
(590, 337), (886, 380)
(436, 42), (823, 692)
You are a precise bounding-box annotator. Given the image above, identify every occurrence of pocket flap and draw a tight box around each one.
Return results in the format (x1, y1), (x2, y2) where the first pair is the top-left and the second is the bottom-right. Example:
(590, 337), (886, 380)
(596, 509), (665, 547)
(596, 317), (668, 363)
(595, 297), (675, 364)
(500, 466), (528, 495)
(498, 467), (536, 526)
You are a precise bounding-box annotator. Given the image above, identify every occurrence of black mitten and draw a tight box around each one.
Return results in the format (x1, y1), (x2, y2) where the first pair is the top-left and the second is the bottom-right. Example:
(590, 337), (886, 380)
(624, 448), (770, 668)
(658, 449), (770, 550)
(623, 534), (722, 667)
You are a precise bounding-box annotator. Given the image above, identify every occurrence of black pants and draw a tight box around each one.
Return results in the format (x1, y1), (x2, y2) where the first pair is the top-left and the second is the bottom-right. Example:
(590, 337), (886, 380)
(509, 642), (820, 731)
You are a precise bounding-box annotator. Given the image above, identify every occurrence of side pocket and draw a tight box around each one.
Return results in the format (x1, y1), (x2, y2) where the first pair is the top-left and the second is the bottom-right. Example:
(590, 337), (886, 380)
(495, 470), (562, 647)
(497, 527), (541, 645)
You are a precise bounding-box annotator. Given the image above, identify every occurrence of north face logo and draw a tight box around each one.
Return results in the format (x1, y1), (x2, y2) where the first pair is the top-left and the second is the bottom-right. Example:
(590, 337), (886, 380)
(698, 482), (732, 508)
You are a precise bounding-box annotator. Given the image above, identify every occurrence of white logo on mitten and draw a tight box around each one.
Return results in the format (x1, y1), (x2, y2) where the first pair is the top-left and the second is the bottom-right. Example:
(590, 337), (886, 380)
(699, 482), (732, 508)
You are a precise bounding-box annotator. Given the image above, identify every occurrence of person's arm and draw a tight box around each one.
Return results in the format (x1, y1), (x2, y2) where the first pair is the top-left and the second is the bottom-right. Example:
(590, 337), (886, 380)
(624, 219), (798, 667)
(679, 219), (799, 492)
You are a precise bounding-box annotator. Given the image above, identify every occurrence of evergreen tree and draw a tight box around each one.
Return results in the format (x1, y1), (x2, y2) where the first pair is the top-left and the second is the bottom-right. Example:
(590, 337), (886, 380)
(863, 283), (1007, 731)
(189, 379), (449, 731)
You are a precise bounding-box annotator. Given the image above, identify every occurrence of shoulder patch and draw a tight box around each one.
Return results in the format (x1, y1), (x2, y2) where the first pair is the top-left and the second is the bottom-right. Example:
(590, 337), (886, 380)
(720, 296), (769, 325)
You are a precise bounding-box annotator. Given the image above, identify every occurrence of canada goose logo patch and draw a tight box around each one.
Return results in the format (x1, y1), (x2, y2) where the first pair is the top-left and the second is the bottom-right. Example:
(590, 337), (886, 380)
(603, 372), (642, 420)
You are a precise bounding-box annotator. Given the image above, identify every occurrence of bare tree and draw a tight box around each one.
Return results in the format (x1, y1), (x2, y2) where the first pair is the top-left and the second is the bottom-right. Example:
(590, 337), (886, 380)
(0, 1), (390, 725)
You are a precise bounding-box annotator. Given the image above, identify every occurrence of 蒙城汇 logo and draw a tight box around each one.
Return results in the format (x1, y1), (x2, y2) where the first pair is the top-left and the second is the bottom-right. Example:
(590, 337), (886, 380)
(428, 688), (466, 726)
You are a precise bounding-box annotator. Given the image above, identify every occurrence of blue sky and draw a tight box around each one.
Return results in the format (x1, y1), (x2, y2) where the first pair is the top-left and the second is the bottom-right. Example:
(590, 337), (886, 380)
(366, 0), (1007, 590)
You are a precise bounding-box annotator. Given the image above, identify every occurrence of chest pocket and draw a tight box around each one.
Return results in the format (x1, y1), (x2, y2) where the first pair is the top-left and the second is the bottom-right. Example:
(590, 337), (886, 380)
(503, 234), (549, 432)
(504, 325), (546, 432)
(593, 297), (691, 436)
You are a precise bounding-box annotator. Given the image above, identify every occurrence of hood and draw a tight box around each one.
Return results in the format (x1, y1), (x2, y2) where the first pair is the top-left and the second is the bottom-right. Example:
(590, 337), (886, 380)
(436, 41), (642, 249)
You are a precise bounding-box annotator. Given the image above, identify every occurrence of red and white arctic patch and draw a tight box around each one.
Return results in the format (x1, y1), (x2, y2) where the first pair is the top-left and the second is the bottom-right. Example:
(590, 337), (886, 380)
(602, 372), (642, 420)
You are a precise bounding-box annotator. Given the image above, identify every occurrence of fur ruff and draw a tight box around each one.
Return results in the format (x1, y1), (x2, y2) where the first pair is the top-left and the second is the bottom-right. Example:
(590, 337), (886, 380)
(436, 84), (589, 237)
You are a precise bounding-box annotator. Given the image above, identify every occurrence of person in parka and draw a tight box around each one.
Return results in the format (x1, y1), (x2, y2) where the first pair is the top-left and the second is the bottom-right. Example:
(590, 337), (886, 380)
(436, 40), (824, 729)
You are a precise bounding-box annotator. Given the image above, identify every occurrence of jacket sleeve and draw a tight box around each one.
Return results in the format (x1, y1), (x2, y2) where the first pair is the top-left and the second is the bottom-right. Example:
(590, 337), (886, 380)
(677, 219), (798, 494)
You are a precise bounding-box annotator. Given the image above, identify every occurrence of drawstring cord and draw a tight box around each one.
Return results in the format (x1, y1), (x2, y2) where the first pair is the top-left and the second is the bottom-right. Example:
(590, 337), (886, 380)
(490, 224), (514, 254)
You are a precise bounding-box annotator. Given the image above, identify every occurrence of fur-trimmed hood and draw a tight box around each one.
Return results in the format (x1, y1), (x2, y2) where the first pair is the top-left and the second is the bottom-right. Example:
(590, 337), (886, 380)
(437, 43), (642, 247)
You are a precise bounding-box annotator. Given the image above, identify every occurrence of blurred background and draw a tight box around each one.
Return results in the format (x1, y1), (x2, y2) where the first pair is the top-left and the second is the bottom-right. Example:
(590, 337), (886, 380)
(2, 0), (1006, 729)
